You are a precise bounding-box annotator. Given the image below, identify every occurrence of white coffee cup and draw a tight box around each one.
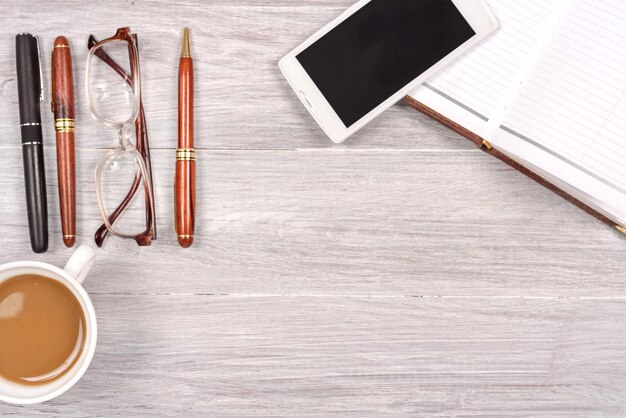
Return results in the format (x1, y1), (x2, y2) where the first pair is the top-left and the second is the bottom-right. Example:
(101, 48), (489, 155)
(0, 245), (97, 405)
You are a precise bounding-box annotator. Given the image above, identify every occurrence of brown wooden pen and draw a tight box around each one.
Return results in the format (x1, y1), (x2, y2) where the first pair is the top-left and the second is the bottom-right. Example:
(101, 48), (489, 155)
(176, 28), (195, 248)
(51, 36), (76, 247)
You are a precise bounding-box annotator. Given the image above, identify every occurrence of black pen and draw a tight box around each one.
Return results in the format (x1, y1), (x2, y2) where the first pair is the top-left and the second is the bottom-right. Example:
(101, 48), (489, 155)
(16, 33), (48, 253)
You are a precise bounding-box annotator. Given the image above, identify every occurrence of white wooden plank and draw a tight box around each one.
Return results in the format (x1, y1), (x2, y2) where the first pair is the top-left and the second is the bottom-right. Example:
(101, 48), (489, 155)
(4, 295), (626, 416)
(0, 148), (622, 297)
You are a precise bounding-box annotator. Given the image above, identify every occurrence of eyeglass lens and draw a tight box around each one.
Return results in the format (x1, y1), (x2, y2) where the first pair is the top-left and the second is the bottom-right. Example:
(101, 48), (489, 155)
(97, 146), (151, 237)
(87, 40), (135, 127)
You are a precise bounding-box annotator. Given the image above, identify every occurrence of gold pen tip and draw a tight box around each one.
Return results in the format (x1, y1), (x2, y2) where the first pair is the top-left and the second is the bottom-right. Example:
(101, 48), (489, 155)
(181, 27), (191, 58)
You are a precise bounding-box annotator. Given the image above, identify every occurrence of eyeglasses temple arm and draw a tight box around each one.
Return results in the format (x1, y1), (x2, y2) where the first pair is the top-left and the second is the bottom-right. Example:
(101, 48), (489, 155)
(88, 35), (133, 84)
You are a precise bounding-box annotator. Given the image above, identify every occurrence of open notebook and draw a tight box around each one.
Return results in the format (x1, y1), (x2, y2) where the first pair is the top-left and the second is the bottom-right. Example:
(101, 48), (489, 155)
(407, 0), (626, 234)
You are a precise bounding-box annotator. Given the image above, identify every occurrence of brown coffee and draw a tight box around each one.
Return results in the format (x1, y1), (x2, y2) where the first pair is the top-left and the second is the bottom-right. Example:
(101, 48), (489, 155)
(0, 274), (86, 386)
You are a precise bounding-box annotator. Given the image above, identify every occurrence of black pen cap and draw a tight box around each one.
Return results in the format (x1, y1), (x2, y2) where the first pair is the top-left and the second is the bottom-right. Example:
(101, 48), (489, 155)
(15, 33), (43, 125)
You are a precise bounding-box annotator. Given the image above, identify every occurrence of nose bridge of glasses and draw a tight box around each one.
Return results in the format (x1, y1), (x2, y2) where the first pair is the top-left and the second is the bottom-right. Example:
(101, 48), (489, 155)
(118, 124), (134, 149)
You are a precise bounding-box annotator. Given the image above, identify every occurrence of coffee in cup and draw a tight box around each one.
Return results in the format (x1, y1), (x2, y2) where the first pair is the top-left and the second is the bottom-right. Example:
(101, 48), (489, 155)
(0, 245), (97, 405)
(0, 274), (87, 386)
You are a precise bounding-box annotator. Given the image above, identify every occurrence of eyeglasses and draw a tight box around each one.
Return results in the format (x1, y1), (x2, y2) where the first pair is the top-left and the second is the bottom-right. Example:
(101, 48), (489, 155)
(86, 27), (157, 247)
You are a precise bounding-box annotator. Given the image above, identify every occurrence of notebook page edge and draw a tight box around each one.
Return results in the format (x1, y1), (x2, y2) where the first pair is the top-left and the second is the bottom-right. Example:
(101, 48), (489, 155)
(491, 126), (626, 226)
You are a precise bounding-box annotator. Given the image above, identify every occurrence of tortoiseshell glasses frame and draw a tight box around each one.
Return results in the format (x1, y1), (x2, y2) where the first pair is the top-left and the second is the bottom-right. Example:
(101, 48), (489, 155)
(86, 27), (157, 247)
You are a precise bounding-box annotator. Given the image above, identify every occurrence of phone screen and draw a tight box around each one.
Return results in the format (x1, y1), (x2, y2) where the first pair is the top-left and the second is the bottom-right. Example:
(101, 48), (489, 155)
(297, 0), (476, 128)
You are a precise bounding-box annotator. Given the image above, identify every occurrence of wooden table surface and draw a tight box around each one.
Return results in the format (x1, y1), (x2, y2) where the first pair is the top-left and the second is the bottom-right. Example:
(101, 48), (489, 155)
(1, 1), (626, 416)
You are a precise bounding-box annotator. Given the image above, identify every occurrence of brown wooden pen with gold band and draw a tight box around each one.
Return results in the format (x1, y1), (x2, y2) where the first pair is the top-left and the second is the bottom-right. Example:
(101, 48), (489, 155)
(176, 28), (195, 248)
(51, 36), (76, 247)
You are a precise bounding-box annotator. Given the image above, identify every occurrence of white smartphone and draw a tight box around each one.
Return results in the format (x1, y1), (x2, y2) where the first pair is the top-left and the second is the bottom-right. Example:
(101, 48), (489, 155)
(279, 0), (497, 143)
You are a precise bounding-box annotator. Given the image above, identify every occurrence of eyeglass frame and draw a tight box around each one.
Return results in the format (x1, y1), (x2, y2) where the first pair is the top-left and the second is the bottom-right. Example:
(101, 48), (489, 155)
(85, 27), (157, 247)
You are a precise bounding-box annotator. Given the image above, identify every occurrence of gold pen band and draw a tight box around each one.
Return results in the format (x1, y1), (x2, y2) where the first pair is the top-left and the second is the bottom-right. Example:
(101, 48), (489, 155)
(177, 148), (195, 161)
(55, 118), (75, 133)
(178, 234), (194, 239)
(54, 44), (70, 49)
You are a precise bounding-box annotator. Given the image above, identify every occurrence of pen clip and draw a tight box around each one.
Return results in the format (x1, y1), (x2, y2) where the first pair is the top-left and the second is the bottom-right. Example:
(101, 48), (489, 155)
(35, 35), (44, 102)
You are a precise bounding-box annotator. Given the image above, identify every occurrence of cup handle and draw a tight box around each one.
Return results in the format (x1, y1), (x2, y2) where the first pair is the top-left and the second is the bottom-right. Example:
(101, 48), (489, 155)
(64, 245), (97, 284)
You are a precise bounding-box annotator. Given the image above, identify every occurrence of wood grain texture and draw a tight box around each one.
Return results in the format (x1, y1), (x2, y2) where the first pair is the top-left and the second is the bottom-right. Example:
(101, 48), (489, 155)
(0, 0), (625, 416)
(3, 295), (626, 416)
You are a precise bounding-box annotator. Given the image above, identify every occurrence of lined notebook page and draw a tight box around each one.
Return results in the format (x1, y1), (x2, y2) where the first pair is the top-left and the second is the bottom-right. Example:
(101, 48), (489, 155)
(424, 0), (565, 120)
(499, 0), (626, 192)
